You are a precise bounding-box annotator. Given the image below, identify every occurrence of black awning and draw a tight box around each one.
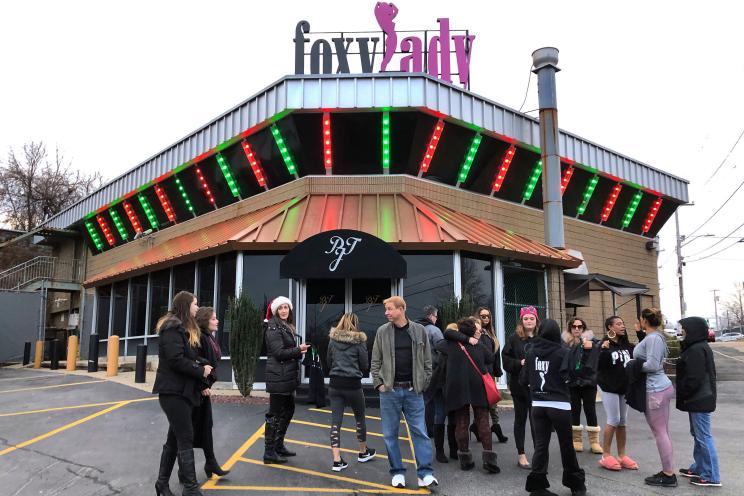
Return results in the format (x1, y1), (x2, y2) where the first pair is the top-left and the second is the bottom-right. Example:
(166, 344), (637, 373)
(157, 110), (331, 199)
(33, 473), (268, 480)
(280, 229), (407, 279)
(564, 273), (648, 307)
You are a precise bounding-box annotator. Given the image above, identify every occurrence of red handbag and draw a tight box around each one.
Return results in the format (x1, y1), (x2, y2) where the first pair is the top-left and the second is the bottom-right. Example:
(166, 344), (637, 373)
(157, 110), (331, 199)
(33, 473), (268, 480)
(458, 343), (501, 406)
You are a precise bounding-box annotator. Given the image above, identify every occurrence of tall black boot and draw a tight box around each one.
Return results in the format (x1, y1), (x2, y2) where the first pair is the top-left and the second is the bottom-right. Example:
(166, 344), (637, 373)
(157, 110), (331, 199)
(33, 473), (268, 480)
(155, 444), (177, 496)
(433, 424), (448, 463)
(263, 415), (287, 464)
(275, 408), (296, 457)
(491, 423), (509, 443)
(177, 449), (203, 496)
(447, 424), (458, 460)
(203, 430), (230, 478)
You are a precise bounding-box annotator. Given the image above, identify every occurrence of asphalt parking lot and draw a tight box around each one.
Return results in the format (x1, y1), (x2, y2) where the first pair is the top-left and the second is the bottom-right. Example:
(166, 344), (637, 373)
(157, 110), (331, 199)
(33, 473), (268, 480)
(1, 342), (742, 495)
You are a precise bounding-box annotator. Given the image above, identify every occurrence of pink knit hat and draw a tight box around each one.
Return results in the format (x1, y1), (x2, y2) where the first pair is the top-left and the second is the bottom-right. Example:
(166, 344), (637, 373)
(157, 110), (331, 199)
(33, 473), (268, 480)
(519, 306), (538, 319)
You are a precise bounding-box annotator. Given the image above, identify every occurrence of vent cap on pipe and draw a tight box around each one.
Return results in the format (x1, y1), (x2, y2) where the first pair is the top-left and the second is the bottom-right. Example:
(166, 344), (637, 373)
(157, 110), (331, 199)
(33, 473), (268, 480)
(532, 47), (560, 72)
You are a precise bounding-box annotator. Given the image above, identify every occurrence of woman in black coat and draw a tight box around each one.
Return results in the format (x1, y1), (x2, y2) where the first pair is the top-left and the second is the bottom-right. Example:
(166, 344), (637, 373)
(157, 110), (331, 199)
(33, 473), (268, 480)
(438, 317), (499, 474)
(263, 296), (310, 464)
(153, 291), (212, 496)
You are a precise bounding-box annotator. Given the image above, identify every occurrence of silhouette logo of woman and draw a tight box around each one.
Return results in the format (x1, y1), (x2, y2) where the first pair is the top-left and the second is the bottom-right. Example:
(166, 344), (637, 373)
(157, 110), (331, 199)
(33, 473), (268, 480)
(374, 2), (398, 72)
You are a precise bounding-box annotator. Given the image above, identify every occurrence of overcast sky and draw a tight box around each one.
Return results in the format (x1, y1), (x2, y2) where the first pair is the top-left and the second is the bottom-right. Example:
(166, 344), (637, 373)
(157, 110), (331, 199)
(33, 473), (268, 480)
(1, 1), (742, 326)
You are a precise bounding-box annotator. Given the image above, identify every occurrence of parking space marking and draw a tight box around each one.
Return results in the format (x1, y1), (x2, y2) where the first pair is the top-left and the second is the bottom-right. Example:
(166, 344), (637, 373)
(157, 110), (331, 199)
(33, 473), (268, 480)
(291, 419), (409, 440)
(266, 436), (417, 465)
(0, 400), (131, 456)
(0, 379), (106, 394)
(0, 396), (157, 417)
(309, 407), (405, 423)
(714, 349), (744, 363)
(0, 373), (60, 382)
(402, 414), (417, 465)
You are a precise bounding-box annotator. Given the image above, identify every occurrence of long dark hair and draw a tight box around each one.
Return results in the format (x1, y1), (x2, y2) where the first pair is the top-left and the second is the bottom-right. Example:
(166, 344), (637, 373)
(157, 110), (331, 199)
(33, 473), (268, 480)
(156, 291), (200, 348)
(195, 306), (215, 334)
(476, 306), (499, 352)
(604, 315), (630, 345)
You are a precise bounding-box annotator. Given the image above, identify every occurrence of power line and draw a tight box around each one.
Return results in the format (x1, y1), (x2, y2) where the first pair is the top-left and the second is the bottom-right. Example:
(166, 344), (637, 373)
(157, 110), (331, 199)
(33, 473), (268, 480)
(684, 176), (744, 240)
(686, 237), (744, 263)
(703, 128), (744, 185)
(686, 219), (744, 258)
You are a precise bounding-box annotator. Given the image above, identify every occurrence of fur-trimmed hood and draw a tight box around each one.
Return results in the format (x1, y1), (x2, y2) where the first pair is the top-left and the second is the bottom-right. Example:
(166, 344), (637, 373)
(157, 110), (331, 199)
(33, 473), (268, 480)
(329, 327), (367, 345)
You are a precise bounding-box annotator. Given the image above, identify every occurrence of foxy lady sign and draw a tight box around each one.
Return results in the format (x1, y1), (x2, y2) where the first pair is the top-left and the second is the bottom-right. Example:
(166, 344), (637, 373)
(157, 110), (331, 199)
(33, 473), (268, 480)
(294, 2), (475, 88)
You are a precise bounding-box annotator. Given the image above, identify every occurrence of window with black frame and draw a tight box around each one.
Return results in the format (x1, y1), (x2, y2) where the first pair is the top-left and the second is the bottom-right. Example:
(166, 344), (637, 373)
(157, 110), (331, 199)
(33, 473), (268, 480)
(111, 280), (128, 338)
(128, 274), (148, 337)
(401, 252), (454, 323)
(95, 285), (111, 337)
(198, 257), (215, 307)
(216, 254), (236, 357)
(149, 269), (170, 335)
(173, 261), (195, 295)
(461, 252), (495, 312)
(502, 263), (547, 339)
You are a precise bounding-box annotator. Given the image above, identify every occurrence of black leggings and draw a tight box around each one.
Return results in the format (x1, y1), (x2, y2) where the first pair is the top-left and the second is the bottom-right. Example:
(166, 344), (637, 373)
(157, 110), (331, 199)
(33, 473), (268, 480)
(513, 394), (535, 455)
(269, 393), (295, 419)
(160, 394), (194, 451)
(569, 385), (598, 426)
(328, 387), (366, 448)
(527, 406), (585, 492)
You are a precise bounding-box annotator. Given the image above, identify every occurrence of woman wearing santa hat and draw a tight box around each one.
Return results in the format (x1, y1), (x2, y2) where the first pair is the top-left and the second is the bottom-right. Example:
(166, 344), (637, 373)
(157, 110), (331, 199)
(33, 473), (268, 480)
(263, 296), (310, 464)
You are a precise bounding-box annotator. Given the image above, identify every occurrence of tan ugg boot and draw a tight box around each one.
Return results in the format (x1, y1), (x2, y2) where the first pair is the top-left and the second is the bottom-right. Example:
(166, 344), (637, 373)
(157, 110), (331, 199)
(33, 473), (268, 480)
(572, 425), (584, 452)
(586, 426), (603, 454)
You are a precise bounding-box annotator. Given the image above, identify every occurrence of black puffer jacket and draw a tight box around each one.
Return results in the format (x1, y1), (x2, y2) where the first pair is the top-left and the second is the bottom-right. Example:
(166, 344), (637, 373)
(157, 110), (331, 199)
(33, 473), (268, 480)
(676, 317), (716, 413)
(264, 316), (302, 394)
(327, 327), (369, 389)
(502, 332), (533, 399)
(438, 332), (493, 412)
(152, 317), (205, 406)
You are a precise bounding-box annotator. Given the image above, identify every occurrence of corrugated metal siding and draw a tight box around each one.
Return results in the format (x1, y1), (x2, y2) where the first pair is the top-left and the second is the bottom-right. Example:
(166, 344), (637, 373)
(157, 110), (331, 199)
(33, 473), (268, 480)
(44, 73), (688, 230)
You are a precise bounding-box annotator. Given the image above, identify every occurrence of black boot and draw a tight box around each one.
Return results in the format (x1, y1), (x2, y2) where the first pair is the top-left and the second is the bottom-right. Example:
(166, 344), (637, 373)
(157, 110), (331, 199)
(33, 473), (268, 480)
(263, 415), (287, 465)
(458, 450), (475, 471)
(155, 444), (177, 496)
(177, 449), (203, 496)
(275, 411), (296, 457)
(433, 424), (448, 463)
(469, 423), (481, 442)
(204, 458), (230, 478)
(491, 423), (509, 443)
(447, 424), (458, 460)
(482, 450), (500, 474)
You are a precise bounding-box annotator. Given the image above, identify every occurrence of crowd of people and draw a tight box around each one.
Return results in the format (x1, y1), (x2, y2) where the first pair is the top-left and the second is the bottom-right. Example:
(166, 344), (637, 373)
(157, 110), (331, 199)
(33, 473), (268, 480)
(150, 291), (722, 495)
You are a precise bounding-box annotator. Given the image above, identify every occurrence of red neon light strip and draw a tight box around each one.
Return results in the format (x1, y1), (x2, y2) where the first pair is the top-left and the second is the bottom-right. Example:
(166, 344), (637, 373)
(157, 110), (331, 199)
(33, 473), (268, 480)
(154, 184), (176, 222)
(241, 141), (267, 188)
(194, 166), (217, 207)
(642, 197), (663, 233)
(96, 214), (115, 246)
(600, 183), (623, 221)
(560, 167), (574, 195)
(323, 112), (333, 173)
(122, 200), (143, 233)
(491, 145), (517, 192)
(419, 119), (444, 175)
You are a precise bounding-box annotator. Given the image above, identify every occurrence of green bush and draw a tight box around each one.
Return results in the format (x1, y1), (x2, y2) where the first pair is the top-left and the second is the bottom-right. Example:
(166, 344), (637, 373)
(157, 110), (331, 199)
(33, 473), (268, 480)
(438, 292), (477, 329)
(665, 332), (681, 360)
(228, 293), (264, 397)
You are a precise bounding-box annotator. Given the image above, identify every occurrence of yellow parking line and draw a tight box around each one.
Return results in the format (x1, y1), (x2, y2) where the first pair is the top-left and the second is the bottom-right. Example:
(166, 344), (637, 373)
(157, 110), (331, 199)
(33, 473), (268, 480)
(0, 401), (131, 456)
(204, 484), (416, 493)
(266, 436), (417, 465)
(308, 407), (405, 423)
(201, 423), (265, 489)
(238, 456), (428, 494)
(0, 397), (157, 417)
(291, 419), (409, 440)
(0, 379), (106, 394)
(402, 415), (417, 464)
(0, 374), (59, 382)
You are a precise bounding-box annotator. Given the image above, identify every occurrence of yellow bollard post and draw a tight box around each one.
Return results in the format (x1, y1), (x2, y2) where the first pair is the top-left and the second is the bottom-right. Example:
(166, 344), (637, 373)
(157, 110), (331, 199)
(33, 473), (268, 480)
(33, 340), (44, 369)
(66, 335), (79, 372)
(106, 336), (119, 377)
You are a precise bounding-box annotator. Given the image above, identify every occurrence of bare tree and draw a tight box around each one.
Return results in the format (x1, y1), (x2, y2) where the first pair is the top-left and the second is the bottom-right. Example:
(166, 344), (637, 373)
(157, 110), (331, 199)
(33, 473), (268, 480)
(0, 142), (102, 231)
(722, 282), (744, 330)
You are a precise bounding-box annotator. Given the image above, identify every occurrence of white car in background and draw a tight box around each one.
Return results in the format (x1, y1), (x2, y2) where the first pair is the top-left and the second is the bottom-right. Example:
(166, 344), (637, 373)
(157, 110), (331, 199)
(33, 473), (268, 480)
(719, 332), (744, 342)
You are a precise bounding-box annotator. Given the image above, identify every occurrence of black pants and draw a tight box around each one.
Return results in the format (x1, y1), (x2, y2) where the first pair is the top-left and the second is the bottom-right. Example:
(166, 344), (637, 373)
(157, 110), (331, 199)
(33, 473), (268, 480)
(569, 385), (598, 426)
(328, 387), (366, 448)
(160, 394), (194, 451)
(526, 406), (585, 492)
(513, 394), (534, 455)
(269, 393), (295, 422)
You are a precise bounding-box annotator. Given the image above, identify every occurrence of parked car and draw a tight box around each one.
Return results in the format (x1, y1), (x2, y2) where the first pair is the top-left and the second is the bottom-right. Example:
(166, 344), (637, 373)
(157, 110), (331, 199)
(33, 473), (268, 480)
(719, 332), (744, 342)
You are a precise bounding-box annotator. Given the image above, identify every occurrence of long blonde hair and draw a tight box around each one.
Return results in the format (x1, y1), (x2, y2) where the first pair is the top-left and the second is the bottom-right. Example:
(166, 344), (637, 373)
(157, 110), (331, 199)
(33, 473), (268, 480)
(335, 313), (360, 332)
(156, 291), (201, 348)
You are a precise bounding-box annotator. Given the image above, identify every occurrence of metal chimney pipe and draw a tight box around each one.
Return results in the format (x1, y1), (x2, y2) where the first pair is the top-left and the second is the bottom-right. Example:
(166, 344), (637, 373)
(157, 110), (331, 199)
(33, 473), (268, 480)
(532, 47), (565, 249)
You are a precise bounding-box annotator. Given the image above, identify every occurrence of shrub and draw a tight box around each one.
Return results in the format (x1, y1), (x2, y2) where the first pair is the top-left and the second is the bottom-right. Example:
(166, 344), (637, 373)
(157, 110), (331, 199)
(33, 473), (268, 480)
(228, 293), (264, 397)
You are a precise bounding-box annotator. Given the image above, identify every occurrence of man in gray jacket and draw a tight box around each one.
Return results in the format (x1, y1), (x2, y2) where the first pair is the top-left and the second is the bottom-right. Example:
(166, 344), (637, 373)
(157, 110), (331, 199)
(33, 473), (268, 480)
(371, 296), (437, 489)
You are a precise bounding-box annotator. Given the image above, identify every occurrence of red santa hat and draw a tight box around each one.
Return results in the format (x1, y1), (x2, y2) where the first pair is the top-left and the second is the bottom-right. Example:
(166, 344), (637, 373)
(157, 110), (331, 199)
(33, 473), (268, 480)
(268, 296), (293, 318)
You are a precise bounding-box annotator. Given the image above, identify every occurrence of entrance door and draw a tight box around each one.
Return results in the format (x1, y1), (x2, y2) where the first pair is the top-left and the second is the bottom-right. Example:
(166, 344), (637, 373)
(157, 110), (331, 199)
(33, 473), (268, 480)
(302, 278), (392, 384)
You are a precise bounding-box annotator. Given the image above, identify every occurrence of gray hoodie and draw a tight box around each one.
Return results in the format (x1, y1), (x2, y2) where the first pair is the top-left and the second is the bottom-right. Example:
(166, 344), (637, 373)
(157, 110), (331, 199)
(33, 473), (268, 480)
(327, 327), (369, 388)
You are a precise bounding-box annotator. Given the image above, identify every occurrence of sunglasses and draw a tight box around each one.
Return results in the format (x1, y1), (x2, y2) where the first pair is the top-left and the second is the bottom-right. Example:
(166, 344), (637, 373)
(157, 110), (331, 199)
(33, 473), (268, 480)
(479, 314), (490, 318)
(571, 324), (585, 329)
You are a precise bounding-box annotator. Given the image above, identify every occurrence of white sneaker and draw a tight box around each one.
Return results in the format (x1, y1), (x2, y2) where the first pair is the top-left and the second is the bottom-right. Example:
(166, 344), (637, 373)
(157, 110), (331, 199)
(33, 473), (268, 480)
(391, 474), (406, 488)
(418, 474), (439, 487)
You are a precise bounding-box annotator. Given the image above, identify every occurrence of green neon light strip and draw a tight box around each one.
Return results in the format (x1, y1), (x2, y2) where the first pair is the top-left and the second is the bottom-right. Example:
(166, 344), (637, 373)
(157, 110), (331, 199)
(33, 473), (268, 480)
(109, 209), (128, 241)
(577, 175), (599, 215)
(84, 221), (103, 251)
(138, 194), (159, 230)
(174, 176), (195, 214)
(457, 133), (483, 184)
(270, 125), (297, 176)
(216, 154), (241, 198)
(622, 190), (644, 228)
(382, 111), (391, 171)
(522, 160), (543, 201)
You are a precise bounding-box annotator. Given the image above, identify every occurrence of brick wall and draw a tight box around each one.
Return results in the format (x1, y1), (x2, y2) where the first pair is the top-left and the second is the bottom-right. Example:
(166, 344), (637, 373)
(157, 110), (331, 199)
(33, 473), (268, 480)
(0, 229), (54, 271)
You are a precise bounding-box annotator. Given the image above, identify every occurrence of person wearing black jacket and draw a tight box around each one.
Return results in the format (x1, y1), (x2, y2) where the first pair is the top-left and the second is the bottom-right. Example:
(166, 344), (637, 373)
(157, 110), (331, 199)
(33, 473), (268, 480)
(153, 291), (212, 496)
(502, 306), (539, 469)
(475, 307), (508, 444)
(676, 316), (721, 487)
(263, 296), (310, 464)
(520, 319), (586, 496)
(438, 317), (499, 474)
(596, 316), (638, 471)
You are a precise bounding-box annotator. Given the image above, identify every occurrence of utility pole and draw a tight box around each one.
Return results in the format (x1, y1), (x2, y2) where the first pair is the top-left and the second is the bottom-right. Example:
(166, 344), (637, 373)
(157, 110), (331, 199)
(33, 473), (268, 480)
(675, 211), (686, 318)
(739, 281), (744, 332)
(712, 289), (720, 332)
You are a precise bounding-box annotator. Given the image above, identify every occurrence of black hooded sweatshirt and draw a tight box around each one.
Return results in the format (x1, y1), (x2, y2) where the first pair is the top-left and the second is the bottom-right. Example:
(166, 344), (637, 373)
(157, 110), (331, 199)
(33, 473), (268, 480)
(597, 337), (633, 394)
(520, 319), (571, 405)
(676, 316), (716, 412)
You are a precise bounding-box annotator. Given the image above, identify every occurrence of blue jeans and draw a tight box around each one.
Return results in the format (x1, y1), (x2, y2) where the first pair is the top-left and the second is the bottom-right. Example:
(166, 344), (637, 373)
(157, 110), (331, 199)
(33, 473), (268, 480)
(688, 412), (720, 482)
(379, 388), (434, 478)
